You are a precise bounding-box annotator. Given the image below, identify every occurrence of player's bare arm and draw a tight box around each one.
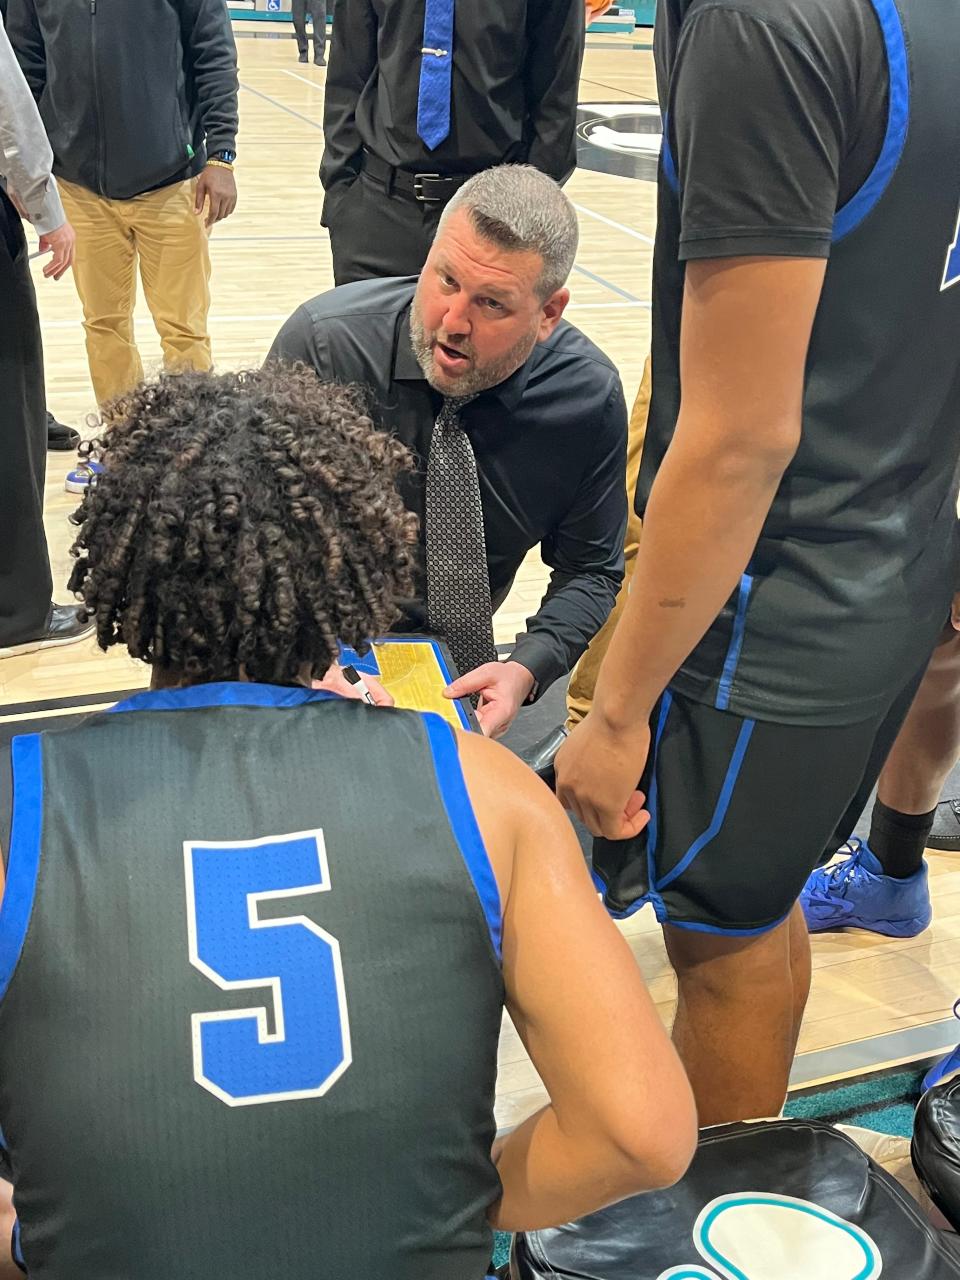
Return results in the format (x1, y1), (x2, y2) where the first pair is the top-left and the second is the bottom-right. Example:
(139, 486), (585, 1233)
(557, 255), (827, 839)
(0, 1182), (15, 1280)
(458, 731), (697, 1230)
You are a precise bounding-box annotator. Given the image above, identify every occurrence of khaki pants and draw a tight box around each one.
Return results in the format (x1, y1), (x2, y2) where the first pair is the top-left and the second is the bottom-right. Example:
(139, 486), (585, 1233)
(566, 355), (651, 727)
(59, 178), (212, 407)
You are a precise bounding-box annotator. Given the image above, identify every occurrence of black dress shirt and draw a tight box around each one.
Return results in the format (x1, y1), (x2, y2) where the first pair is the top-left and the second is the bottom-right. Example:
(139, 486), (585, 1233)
(268, 277), (628, 694)
(320, 0), (585, 197)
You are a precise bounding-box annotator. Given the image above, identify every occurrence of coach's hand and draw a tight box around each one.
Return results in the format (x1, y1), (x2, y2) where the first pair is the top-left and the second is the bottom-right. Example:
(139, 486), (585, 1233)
(444, 660), (534, 739)
(313, 664), (394, 706)
(556, 713), (650, 841)
(195, 164), (238, 228)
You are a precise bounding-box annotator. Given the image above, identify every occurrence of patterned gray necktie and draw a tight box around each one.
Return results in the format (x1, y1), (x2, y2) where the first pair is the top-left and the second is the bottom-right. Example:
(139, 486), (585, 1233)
(425, 395), (498, 676)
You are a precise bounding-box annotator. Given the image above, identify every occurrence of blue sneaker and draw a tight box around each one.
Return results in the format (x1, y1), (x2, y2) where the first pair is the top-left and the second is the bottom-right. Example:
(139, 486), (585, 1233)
(64, 459), (103, 495)
(800, 838), (932, 937)
(922, 1000), (960, 1092)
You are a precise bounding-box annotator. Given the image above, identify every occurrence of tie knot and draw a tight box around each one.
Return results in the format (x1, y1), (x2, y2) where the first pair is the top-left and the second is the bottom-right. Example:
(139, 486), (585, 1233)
(438, 395), (477, 429)
(443, 394), (476, 414)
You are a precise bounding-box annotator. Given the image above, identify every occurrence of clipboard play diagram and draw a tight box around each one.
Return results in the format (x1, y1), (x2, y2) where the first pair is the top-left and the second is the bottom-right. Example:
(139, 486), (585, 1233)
(338, 637), (480, 732)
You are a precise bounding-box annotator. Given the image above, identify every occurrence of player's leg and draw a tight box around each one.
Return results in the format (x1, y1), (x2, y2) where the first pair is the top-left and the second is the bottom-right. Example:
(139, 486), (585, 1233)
(788, 900), (812, 1054)
(874, 624), (960, 860)
(665, 912), (799, 1125)
(593, 689), (896, 1124)
(801, 638), (950, 935)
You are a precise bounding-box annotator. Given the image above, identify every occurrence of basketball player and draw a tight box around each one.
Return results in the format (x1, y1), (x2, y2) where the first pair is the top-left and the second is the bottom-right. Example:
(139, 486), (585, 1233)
(0, 367), (695, 1278)
(557, 0), (960, 1126)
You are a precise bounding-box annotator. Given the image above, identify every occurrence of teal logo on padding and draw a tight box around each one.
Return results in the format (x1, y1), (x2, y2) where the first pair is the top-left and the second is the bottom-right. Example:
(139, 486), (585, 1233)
(657, 1193), (883, 1280)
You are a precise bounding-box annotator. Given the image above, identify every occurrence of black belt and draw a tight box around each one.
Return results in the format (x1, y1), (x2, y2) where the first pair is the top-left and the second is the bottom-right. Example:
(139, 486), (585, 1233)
(361, 150), (473, 203)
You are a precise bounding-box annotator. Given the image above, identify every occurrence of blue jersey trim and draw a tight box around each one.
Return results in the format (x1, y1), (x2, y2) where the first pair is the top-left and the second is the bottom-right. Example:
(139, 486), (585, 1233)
(422, 714), (502, 961)
(0, 735), (44, 1004)
(604, 892), (654, 922)
(661, 111), (680, 195)
(833, 0), (909, 242)
(109, 683), (341, 714)
(715, 574), (753, 711)
(656, 718), (756, 892)
(12, 1218), (23, 1268)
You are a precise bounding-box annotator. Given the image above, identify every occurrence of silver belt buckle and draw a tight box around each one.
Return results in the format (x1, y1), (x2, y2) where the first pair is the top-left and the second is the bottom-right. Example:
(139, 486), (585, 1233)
(414, 173), (443, 202)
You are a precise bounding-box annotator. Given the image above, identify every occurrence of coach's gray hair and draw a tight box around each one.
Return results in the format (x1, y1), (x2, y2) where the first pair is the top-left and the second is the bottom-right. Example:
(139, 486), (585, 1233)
(438, 165), (579, 299)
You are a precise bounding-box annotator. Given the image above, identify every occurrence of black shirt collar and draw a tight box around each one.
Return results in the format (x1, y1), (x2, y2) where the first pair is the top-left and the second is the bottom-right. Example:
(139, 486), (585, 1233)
(394, 305), (536, 412)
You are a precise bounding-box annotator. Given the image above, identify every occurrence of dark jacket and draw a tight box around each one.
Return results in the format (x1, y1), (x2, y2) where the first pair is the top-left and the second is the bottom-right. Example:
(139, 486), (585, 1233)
(5, 0), (238, 200)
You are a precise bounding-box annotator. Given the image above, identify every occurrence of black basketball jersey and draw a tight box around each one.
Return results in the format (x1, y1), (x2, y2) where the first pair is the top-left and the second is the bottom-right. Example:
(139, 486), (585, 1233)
(643, 0), (960, 725)
(0, 684), (504, 1278)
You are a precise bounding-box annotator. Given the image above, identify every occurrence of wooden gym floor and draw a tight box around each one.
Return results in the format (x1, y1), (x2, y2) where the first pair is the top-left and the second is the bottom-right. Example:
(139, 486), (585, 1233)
(4, 25), (959, 1131)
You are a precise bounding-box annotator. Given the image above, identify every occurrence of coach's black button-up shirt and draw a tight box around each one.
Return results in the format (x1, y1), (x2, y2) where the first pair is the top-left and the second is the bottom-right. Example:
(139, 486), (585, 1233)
(268, 276), (628, 693)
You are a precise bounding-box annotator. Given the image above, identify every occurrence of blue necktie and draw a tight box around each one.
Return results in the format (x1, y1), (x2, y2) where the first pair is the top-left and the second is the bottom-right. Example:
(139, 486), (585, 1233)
(417, 0), (455, 150)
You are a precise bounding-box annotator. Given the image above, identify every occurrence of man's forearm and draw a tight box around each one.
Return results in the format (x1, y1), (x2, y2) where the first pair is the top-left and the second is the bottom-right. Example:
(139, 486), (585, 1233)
(591, 431), (791, 728)
(510, 567), (621, 694)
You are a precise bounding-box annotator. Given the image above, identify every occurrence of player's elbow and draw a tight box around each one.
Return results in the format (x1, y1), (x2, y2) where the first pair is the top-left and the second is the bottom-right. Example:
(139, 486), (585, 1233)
(603, 1077), (698, 1195)
(718, 416), (801, 484)
(679, 408), (801, 489)
(628, 1110), (697, 1192)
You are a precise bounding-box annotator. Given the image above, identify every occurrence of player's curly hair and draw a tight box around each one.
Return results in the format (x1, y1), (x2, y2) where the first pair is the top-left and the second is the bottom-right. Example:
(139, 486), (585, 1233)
(68, 366), (419, 684)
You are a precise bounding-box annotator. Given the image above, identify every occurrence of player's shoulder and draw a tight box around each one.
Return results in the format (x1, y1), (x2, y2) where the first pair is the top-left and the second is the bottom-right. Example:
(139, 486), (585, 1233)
(456, 730), (569, 833)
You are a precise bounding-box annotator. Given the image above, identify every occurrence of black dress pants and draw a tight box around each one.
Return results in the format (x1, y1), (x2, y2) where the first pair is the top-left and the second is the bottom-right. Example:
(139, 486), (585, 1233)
(291, 0), (326, 59)
(0, 190), (52, 647)
(324, 173), (446, 285)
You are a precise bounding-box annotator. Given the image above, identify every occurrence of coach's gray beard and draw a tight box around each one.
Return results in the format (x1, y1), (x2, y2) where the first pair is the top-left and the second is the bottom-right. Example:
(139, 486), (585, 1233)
(409, 298), (538, 397)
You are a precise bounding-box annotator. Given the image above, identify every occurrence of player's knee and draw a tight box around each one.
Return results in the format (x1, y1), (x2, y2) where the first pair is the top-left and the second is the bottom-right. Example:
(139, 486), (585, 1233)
(669, 925), (792, 1005)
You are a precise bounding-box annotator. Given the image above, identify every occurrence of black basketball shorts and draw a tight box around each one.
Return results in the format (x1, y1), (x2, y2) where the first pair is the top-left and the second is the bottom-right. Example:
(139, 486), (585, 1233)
(591, 664), (928, 935)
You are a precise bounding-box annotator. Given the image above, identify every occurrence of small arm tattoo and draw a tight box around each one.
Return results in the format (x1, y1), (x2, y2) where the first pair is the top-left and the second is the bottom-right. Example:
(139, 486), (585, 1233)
(659, 597), (686, 609)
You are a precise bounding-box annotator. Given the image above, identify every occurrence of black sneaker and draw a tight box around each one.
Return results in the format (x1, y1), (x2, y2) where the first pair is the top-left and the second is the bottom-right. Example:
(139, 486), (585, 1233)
(298, 50), (308, 62)
(314, 53), (326, 65)
(67, 501), (85, 527)
(927, 798), (960, 851)
(47, 411), (81, 452)
(0, 605), (94, 659)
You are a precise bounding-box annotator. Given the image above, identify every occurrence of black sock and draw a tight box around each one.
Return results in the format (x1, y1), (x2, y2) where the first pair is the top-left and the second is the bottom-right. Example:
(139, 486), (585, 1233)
(867, 798), (936, 879)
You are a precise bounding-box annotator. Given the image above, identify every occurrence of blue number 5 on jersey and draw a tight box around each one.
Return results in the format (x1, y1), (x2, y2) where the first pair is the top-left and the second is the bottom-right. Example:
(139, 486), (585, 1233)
(184, 829), (352, 1107)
